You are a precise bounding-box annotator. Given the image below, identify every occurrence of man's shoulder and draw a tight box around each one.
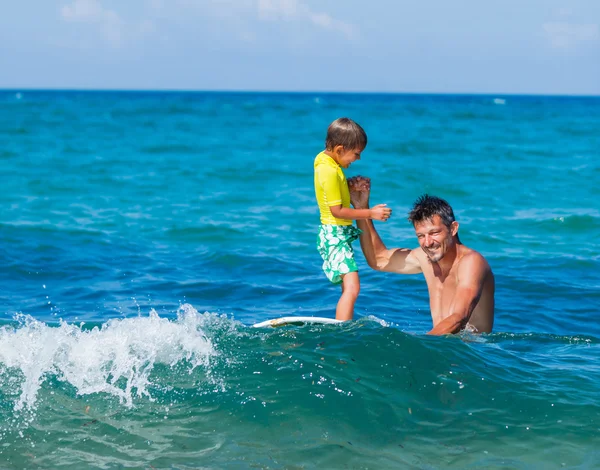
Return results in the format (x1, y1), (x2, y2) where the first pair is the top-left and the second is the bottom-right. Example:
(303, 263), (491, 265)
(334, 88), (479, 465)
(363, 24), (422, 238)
(407, 247), (428, 267)
(457, 247), (492, 274)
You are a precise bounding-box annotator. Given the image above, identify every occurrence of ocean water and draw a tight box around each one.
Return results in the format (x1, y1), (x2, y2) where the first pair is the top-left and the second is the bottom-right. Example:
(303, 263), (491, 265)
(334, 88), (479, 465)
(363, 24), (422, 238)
(0, 90), (599, 469)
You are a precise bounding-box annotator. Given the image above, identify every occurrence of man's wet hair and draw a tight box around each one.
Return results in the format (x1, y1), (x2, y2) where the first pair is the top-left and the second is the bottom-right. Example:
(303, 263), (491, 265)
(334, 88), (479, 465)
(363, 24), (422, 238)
(325, 117), (367, 151)
(408, 194), (455, 228)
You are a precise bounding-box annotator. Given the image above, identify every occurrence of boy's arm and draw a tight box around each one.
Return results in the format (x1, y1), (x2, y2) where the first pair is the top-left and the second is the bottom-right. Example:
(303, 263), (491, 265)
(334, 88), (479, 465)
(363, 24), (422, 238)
(316, 164), (390, 221)
(329, 204), (389, 221)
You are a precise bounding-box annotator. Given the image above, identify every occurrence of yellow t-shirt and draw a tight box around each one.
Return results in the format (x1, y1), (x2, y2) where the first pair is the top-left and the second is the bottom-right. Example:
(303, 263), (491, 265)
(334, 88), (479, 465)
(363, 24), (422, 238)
(314, 151), (352, 226)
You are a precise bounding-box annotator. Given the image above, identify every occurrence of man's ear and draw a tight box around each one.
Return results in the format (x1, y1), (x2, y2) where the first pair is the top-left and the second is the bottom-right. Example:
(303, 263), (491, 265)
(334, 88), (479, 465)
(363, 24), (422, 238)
(451, 221), (459, 236)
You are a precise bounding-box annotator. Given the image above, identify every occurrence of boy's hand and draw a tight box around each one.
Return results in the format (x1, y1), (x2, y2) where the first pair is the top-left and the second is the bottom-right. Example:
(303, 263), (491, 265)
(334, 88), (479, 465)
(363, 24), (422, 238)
(348, 175), (371, 209)
(370, 204), (392, 221)
(349, 175), (391, 220)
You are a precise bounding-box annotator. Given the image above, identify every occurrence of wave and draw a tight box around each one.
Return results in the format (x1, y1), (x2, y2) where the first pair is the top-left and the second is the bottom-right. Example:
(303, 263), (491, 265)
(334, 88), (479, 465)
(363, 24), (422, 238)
(1, 308), (598, 468)
(0, 307), (215, 411)
(1, 309), (597, 410)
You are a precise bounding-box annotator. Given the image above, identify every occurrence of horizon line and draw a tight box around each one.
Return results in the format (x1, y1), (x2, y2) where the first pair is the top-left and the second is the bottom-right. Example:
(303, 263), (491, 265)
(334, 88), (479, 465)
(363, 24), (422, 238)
(1, 87), (599, 98)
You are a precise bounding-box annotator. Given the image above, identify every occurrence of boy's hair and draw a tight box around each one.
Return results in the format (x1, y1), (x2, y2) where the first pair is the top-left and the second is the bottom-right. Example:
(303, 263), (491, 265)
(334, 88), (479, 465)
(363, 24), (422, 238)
(325, 117), (367, 151)
(408, 194), (456, 228)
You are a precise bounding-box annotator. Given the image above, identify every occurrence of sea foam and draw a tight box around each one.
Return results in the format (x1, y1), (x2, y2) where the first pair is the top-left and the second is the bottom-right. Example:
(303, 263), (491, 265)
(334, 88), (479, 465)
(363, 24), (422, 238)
(0, 305), (215, 410)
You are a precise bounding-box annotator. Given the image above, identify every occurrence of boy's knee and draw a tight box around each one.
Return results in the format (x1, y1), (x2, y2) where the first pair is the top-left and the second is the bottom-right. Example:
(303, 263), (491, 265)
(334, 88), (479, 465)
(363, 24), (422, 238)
(342, 274), (360, 297)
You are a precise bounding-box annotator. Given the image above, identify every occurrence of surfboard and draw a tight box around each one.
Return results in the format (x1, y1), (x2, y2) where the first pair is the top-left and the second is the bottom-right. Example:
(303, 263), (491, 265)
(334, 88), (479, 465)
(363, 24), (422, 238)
(252, 316), (343, 328)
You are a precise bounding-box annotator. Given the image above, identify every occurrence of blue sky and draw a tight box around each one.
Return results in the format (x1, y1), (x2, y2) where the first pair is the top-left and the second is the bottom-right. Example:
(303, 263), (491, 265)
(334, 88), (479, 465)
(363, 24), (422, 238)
(1, 0), (599, 94)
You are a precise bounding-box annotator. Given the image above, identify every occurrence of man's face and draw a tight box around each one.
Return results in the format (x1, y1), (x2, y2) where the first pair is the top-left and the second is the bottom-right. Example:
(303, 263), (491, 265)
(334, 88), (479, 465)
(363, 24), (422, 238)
(414, 215), (458, 263)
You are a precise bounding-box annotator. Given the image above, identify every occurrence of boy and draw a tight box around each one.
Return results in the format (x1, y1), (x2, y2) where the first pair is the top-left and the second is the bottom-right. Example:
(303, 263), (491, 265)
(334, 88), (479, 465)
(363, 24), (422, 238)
(314, 117), (392, 321)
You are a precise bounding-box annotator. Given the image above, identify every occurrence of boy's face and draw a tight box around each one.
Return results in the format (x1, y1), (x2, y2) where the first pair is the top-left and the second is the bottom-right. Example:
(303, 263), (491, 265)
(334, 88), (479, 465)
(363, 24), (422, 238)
(334, 145), (363, 169)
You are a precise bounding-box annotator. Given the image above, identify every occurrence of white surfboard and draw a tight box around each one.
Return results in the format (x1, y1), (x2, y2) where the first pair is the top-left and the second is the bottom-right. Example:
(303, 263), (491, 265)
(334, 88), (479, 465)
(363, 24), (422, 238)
(252, 316), (343, 328)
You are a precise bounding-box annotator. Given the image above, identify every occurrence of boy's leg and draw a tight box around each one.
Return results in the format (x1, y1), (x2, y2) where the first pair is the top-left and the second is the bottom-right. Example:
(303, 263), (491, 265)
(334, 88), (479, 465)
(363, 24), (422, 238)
(336, 272), (360, 321)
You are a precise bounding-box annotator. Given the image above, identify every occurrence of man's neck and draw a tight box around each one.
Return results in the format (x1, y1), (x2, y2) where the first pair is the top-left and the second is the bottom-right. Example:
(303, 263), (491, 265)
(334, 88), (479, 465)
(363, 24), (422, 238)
(432, 239), (462, 277)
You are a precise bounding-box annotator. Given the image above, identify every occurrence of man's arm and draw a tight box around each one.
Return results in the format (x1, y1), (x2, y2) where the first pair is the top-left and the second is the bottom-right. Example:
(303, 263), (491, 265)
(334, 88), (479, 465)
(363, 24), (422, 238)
(356, 219), (422, 273)
(348, 177), (421, 274)
(427, 253), (490, 335)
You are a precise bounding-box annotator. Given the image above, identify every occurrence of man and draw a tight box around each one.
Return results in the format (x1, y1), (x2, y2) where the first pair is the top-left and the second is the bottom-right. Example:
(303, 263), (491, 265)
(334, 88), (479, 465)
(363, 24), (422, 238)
(348, 176), (494, 335)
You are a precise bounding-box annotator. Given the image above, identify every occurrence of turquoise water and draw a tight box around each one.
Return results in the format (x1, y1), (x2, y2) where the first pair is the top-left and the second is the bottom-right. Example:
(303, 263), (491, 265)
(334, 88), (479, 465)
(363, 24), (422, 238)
(1, 90), (599, 469)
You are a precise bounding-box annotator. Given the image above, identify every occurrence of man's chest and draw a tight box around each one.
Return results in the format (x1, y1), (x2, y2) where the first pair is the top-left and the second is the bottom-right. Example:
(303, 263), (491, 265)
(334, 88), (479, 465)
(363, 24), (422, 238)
(422, 265), (459, 314)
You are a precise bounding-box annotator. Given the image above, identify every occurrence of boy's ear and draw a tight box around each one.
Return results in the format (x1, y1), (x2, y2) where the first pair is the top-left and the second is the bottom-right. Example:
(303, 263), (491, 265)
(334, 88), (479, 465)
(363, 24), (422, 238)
(333, 144), (344, 155)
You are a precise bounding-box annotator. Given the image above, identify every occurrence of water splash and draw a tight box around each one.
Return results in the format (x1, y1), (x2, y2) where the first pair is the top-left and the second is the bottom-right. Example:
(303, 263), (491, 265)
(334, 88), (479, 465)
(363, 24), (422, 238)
(0, 305), (215, 410)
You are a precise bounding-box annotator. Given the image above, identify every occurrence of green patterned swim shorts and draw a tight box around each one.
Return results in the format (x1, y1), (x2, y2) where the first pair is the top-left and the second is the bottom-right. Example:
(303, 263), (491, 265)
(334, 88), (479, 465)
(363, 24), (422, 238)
(317, 224), (362, 285)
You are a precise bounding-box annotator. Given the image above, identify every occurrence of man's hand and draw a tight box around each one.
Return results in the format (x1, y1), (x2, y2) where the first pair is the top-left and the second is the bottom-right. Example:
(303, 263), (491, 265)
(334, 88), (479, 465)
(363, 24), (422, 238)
(348, 175), (371, 209)
(348, 176), (391, 221)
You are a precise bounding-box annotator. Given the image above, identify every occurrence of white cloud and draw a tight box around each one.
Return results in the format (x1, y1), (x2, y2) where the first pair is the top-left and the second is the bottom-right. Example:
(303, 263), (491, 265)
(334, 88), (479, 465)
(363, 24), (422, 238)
(57, 0), (355, 49)
(147, 0), (165, 11)
(61, 0), (126, 46)
(554, 8), (572, 18)
(144, 0), (257, 43)
(60, 0), (158, 47)
(257, 0), (356, 39)
(60, 0), (160, 47)
(543, 22), (599, 48)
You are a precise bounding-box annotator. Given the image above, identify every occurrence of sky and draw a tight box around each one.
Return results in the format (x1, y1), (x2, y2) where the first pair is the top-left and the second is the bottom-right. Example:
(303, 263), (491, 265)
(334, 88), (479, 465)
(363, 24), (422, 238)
(1, 0), (599, 95)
